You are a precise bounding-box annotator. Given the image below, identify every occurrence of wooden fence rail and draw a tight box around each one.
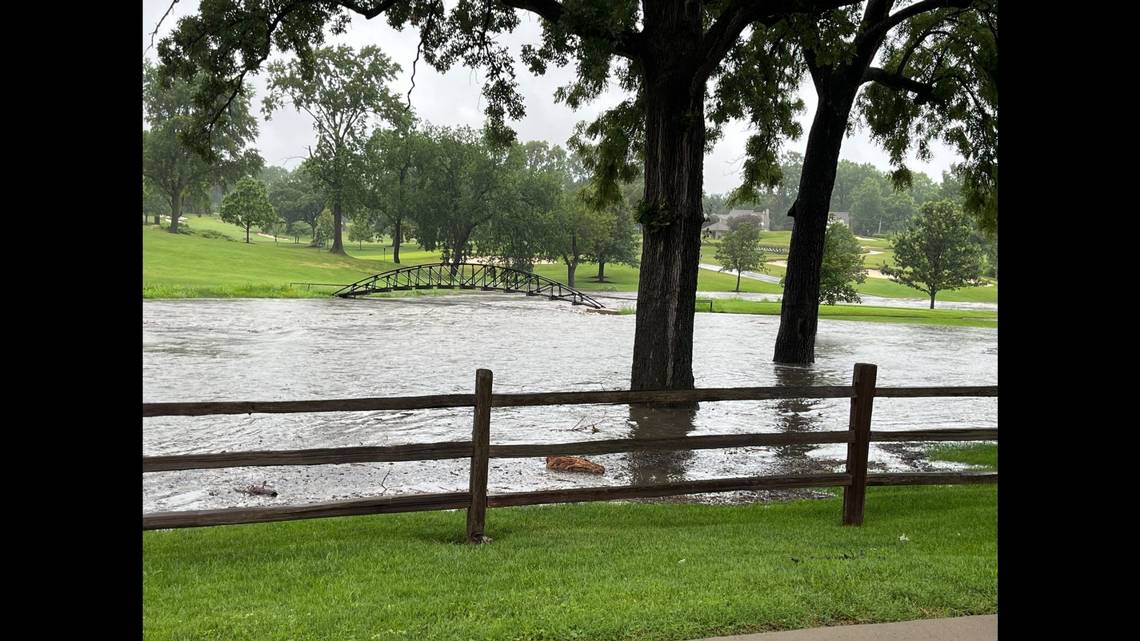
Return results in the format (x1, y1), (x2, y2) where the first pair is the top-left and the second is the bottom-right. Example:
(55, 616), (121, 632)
(143, 363), (997, 539)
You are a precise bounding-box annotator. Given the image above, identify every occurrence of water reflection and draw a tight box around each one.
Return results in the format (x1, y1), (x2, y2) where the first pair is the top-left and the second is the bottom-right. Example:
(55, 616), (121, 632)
(771, 365), (826, 475)
(624, 405), (697, 485)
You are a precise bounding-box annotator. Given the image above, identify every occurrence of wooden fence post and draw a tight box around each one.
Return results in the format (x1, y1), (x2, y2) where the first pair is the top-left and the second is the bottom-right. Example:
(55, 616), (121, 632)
(466, 369), (493, 543)
(842, 363), (878, 526)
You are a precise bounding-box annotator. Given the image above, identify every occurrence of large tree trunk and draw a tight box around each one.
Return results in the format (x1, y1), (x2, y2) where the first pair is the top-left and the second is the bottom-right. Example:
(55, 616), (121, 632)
(330, 197), (346, 254)
(566, 260), (577, 288)
(153, 213), (161, 225)
(595, 259), (606, 282)
(168, 193), (183, 234)
(448, 226), (474, 272)
(630, 4), (705, 392)
(774, 79), (859, 364)
(392, 216), (402, 264)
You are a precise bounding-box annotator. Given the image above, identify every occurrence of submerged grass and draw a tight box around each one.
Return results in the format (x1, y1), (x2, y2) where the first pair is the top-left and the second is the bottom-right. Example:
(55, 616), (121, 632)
(144, 485), (996, 641)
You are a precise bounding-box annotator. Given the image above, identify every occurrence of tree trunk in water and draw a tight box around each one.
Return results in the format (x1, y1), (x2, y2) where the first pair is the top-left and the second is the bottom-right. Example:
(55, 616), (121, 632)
(392, 217), (402, 264)
(630, 5), (705, 392)
(329, 198), (346, 254)
(773, 81), (858, 364)
(596, 260), (606, 281)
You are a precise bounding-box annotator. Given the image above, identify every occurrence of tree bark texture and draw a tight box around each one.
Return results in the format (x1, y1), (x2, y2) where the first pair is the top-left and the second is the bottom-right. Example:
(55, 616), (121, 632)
(168, 193), (183, 234)
(630, 2), (706, 392)
(330, 198), (346, 254)
(774, 79), (859, 364)
(392, 217), (402, 264)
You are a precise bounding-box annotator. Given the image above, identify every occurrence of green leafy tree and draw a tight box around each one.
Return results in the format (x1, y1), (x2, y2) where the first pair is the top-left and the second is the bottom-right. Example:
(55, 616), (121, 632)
(142, 63), (262, 234)
(288, 221), (312, 244)
(817, 221), (867, 304)
(270, 166), (326, 246)
(156, 0), (865, 393)
(587, 178), (642, 282)
(263, 45), (403, 255)
(358, 117), (424, 264)
(881, 200), (984, 308)
(715, 223), (766, 293)
(775, 0), (997, 364)
(545, 191), (611, 288)
(347, 216), (375, 250)
(220, 177), (278, 243)
(314, 209), (335, 249)
(415, 126), (515, 268)
(474, 140), (567, 272)
(142, 178), (168, 224)
(262, 217), (288, 244)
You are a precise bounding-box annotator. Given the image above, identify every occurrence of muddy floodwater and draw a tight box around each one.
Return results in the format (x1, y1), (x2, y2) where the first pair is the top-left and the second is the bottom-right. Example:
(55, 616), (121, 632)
(143, 296), (997, 513)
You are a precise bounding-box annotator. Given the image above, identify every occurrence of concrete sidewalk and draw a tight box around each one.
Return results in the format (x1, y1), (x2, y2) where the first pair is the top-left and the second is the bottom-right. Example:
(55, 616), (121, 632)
(686, 615), (996, 641)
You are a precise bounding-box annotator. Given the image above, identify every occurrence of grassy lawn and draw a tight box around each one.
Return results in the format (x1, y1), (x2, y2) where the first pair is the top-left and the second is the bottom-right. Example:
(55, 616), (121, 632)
(698, 236), (997, 305)
(685, 298), (996, 328)
(145, 220), (992, 303)
(926, 443), (997, 470)
(144, 222), (784, 297)
(144, 485), (996, 641)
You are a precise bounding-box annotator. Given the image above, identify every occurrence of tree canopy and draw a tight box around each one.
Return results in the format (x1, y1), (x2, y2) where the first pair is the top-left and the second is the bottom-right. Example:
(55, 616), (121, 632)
(715, 223), (766, 293)
(220, 176), (278, 243)
(881, 199), (984, 308)
(263, 44), (404, 254)
(142, 62), (262, 234)
(816, 221), (867, 304)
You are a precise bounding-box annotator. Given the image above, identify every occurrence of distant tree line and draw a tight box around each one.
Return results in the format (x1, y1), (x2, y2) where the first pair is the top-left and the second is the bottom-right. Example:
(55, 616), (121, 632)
(704, 153), (969, 237)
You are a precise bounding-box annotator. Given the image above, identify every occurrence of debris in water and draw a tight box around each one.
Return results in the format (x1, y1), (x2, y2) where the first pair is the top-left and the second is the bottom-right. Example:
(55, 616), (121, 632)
(546, 456), (605, 475)
(235, 481), (278, 497)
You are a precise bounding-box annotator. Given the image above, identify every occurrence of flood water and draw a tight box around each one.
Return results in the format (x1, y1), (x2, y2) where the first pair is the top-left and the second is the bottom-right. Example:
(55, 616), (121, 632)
(143, 296), (997, 513)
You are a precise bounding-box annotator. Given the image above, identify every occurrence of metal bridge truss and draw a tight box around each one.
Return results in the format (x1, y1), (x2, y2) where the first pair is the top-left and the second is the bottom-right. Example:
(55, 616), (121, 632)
(332, 263), (606, 309)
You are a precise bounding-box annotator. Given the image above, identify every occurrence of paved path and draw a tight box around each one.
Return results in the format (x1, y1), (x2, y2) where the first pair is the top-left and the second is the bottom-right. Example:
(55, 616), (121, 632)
(685, 615), (996, 641)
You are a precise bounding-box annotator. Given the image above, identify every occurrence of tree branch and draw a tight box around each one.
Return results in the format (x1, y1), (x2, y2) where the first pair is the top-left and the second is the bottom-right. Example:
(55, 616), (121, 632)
(862, 66), (936, 104)
(334, 0), (402, 19)
(145, 0), (180, 56)
(695, 0), (859, 86)
(499, 0), (642, 59)
(856, 0), (971, 50)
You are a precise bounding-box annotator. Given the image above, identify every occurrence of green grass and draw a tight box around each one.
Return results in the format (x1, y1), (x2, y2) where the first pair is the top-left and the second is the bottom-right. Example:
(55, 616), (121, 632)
(686, 298), (996, 328)
(699, 236), (997, 305)
(926, 444), (997, 470)
(144, 485), (996, 641)
(145, 220), (992, 302)
(144, 222), (784, 297)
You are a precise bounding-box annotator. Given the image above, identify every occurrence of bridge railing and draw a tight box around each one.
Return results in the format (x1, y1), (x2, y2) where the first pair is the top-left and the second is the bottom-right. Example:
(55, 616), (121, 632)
(331, 262), (606, 308)
(142, 363), (997, 539)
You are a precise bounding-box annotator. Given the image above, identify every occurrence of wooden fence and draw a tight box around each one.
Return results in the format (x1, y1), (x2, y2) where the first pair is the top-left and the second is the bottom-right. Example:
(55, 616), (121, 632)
(142, 363), (997, 540)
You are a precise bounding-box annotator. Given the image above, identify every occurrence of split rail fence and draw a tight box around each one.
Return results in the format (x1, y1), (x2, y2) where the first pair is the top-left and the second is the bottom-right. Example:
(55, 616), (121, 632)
(143, 363), (997, 540)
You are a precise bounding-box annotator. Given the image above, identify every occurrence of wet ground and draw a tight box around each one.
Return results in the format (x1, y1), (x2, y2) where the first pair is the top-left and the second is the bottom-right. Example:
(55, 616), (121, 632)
(143, 296), (997, 513)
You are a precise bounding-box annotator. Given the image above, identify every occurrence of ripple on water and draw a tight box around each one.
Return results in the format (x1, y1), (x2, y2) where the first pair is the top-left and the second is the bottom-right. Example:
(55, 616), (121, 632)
(143, 296), (996, 511)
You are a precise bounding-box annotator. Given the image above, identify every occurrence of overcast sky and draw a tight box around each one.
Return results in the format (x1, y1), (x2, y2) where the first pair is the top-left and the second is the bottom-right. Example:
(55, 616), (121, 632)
(143, 0), (959, 195)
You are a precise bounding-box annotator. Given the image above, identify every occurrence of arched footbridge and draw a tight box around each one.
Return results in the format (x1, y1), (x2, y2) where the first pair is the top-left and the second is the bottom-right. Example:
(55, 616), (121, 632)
(332, 263), (606, 309)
